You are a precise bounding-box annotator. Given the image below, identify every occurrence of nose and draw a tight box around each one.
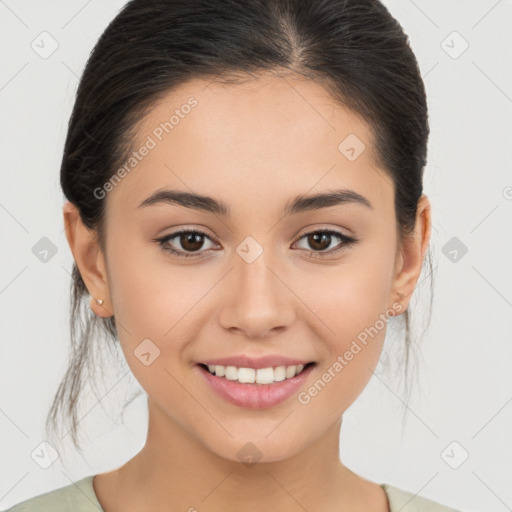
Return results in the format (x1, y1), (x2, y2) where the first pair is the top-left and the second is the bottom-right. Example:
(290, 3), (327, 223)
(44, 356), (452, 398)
(217, 250), (296, 339)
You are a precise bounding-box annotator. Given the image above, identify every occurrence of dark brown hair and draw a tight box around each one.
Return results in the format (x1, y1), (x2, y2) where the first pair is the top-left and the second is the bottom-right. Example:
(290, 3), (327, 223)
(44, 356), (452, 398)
(48, 0), (434, 456)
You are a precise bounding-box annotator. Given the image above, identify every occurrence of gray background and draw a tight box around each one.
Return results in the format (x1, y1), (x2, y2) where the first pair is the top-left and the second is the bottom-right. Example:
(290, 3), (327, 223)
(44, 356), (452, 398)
(1, 1), (511, 511)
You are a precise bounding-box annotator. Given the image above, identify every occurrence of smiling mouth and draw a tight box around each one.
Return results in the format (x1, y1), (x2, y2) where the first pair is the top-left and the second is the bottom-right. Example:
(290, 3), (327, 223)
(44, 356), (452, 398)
(197, 361), (316, 385)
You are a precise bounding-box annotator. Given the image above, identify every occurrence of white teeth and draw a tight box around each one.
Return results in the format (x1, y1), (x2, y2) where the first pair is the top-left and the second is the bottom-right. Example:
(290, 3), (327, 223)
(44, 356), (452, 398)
(273, 366), (286, 382)
(203, 363), (310, 384)
(256, 367), (274, 384)
(285, 365), (296, 378)
(238, 367), (255, 383)
(225, 366), (238, 380)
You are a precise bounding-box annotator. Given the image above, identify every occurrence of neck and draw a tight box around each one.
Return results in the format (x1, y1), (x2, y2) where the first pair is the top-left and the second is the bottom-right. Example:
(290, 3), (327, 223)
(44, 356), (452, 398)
(103, 399), (383, 512)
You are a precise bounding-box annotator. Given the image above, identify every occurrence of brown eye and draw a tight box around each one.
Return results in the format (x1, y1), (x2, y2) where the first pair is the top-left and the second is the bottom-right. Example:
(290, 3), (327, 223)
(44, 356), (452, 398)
(155, 228), (217, 258)
(307, 232), (332, 251)
(179, 232), (205, 252)
(294, 229), (358, 257)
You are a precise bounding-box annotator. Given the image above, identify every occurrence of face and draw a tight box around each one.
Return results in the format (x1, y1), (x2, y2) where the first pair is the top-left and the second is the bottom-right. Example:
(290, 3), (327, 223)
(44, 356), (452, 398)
(66, 72), (429, 464)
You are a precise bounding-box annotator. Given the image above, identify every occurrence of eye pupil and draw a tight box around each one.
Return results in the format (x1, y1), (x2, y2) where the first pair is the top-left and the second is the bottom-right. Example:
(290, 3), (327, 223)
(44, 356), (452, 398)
(309, 232), (331, 251)
(181, 232), (204, 251)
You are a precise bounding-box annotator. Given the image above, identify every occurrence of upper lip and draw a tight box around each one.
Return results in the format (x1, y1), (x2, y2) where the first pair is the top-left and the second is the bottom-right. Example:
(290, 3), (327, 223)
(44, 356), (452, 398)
(198, 355), (315, 369)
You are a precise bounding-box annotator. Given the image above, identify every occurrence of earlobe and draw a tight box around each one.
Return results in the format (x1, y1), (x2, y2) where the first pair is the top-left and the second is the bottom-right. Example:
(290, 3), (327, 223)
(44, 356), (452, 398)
(63, 201), (113, 317)
(89, 296), (112, 318)
(390, 195), (432, 311)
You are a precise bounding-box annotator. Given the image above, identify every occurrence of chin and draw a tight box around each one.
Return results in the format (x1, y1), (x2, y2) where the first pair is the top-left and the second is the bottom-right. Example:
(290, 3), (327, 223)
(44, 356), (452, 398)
(201, 431), (306, 466)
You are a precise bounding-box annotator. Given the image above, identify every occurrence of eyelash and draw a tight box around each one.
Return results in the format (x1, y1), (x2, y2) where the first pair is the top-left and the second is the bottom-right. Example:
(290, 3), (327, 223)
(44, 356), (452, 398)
(154, 228), (358, 260)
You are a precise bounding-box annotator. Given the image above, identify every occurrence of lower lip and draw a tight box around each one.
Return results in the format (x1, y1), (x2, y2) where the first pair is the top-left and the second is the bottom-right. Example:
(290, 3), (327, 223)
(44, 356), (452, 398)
(196, 363), (316, 409)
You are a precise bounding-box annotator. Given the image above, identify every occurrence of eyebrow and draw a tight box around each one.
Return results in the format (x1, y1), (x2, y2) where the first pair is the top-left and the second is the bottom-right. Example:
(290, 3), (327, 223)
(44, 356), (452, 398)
(138, 187), (373, 216)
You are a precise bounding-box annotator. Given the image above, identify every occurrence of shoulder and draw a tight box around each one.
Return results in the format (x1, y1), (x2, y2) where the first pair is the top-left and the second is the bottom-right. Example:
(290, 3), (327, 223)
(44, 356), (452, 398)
(382, 484), (461, 512)
(2, 475), (103, 512)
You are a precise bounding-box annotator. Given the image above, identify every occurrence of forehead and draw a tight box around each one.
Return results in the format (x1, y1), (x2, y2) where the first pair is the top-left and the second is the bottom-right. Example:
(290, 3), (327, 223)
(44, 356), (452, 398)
(105, 72), (393, 217)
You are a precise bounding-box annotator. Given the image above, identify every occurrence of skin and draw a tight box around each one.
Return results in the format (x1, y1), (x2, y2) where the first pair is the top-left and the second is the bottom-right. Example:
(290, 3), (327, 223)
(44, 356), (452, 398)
(64, 71), (431, 512)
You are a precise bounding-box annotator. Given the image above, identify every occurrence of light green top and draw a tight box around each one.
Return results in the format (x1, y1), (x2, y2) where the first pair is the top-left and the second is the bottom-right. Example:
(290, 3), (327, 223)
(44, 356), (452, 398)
(3, 475), (461, 512)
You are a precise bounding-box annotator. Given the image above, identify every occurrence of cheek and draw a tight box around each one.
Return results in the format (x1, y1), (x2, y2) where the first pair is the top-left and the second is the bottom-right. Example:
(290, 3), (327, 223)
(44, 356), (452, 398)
(106, 249), (210, 404)
(295, 242), (396, 390)
(302, 248), (396, 339)
(106, 235), (213, 357)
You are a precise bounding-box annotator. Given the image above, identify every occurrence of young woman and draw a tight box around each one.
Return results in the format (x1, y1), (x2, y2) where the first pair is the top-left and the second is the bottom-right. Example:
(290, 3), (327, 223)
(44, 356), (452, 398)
(5, 0), (461, 510)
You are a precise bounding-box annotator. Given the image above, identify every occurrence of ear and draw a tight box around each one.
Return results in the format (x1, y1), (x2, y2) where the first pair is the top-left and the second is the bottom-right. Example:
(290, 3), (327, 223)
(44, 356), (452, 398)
(63, 201), (113, 317)
(390, 194), (432, 312)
